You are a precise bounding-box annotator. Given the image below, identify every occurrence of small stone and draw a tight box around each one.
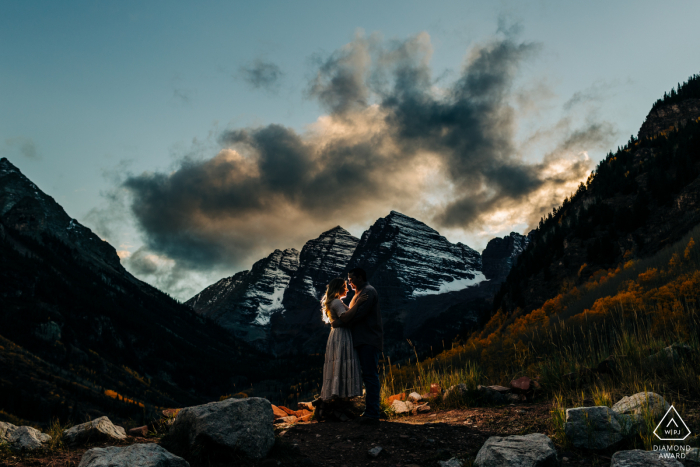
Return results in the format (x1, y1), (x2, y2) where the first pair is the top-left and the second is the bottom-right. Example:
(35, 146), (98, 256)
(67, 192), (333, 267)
(0, 422), (51, 450)
(78, 443), (189, 467)
(610, 449), (683, 466)
(367, 446), (383, 458)
(391, 400), (410, 415)
(510, 376), (536, 393)
(408, 392), (422, 403)
(612, 392), (670, 420)
(477, 385), (506, 404)
(63, 416), (126, 447)
(438, 458), (463, 467)
(127, 426), (148, 437)
(474, 433), (558, 467)
(417, 404), (431, 413)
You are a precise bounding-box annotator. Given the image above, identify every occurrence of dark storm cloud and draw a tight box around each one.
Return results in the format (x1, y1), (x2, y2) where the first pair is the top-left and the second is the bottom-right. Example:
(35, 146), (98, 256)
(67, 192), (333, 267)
(122, 29), (614, 276)
(240, 60), (284, 91)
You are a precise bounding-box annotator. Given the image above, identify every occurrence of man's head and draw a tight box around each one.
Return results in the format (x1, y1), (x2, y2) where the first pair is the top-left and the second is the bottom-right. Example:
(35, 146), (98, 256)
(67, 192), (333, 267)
(348, 267), (367, 291)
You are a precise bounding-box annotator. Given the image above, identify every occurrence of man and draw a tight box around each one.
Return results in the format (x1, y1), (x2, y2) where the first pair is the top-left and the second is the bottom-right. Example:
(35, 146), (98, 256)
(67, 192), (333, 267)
(332, 267), (383, 424)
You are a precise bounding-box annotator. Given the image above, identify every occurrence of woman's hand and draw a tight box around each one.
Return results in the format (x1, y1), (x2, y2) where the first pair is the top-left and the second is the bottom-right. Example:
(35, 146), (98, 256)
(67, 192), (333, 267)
(356, 293), (369, 304)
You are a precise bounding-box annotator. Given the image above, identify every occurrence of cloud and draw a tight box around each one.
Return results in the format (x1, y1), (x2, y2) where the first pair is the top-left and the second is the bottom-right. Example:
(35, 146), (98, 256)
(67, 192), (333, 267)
(240, 59), (284, 91)
(120, 28), (616, 295)
(4, 137), (39, 159)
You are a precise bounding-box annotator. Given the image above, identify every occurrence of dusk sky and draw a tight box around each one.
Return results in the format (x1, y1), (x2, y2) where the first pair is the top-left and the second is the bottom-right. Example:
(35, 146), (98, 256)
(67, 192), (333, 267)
(2, 1), (700, 299)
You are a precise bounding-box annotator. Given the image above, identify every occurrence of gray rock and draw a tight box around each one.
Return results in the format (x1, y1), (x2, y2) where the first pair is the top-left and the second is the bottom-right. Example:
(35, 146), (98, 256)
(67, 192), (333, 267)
(612, 392), (670, 420)
(408, 392), (422, 403)
(474, 433), (558, 467)
(648, 343), (693, 367)
(685, 447), (700, 466)
(477, 385), (506, 404)
(610, 449), (683, 466)
(367, 446), (384, 458)
(391, 400), (410, 415)
(0, 422), (51, 450)
(564, 407), (638, 450)
(169, 397), (274, 460)
(63, 416), (126, 446)
(78, 443), (190, 467)
(506, 393), (526, 403)
(438, 458), (464, 467)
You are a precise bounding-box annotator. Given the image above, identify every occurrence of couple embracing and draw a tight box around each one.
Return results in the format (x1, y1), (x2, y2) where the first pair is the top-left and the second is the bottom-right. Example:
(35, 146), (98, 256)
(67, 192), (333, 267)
(318, 267), (383, 424)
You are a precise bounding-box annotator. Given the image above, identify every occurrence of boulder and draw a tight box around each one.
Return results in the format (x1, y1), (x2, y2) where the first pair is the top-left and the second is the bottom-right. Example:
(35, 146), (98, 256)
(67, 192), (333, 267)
(430, 384), (442, 395)
(648, 343), (693, 367)
(609, 449), (683, 466)
(408, 392), (422, 403)
(510, 377), (539, 394)
(63, 416), (127, 446)
(128, 426), (149, 438)
(477, 385), (507, 404)
(391, 400), (410, 415)
(474, 433), (558, 467)
(417, 404), (431, 413)
(168, 397), (274, 460)
(78, 443), (190, 467)
(685, 447), (700, 466)
(0, 422), (51, 450)
(612, 392), (670, 420)
(564, 406), (638, 449)
(438, 458), (463, 467)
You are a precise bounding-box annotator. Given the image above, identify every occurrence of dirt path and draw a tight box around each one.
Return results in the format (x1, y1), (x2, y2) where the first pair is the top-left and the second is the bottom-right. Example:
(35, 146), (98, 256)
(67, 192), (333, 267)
(3, 401), (698, 467)
(280, 402), (591, 466)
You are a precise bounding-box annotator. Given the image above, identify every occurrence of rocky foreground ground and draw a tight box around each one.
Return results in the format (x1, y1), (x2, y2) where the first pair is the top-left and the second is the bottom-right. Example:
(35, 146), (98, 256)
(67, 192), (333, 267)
(3, 398), (699, 467)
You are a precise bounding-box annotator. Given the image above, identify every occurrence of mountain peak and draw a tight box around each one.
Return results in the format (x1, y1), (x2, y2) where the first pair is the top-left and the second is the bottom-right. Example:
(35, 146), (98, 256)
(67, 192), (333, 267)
(322, 225), (352, 237)
(384, 211), (438, 235)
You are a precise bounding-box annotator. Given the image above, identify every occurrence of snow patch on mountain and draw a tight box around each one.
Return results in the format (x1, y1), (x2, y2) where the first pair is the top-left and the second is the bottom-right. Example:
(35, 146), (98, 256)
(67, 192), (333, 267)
(412, 271), (488, 297)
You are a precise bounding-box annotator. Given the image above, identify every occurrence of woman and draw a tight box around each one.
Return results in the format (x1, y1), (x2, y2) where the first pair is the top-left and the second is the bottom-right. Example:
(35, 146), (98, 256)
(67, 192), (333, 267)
(319, 277), (367, 401)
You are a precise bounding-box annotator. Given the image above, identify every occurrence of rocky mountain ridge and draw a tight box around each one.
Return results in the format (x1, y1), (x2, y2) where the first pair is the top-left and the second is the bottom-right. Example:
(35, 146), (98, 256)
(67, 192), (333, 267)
(0, 158), (303, 425)
(188, 210), (528, 356)
(0, 158), (131, 284)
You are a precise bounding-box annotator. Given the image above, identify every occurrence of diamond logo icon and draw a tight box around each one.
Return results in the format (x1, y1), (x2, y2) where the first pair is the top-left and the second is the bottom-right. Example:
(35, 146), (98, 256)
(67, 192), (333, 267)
(654, 405), (691, 441)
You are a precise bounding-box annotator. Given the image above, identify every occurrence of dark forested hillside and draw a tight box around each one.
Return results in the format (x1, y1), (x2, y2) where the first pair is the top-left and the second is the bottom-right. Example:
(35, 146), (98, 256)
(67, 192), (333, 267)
(0, 159), (326, 426)
(493, 73), (700, 316)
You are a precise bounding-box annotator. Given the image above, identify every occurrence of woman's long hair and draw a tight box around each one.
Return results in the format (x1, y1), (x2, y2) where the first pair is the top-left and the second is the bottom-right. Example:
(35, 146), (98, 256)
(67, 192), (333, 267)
(321, 278), (346, 323)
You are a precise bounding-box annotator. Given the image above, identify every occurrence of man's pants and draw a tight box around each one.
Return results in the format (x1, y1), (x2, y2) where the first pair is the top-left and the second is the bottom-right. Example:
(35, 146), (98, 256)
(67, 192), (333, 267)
(356, 344), (380, 419)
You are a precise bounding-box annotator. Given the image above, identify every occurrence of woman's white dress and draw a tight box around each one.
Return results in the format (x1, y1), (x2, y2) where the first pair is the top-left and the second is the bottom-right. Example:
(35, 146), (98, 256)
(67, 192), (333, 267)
(320, 299), (363, 400)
